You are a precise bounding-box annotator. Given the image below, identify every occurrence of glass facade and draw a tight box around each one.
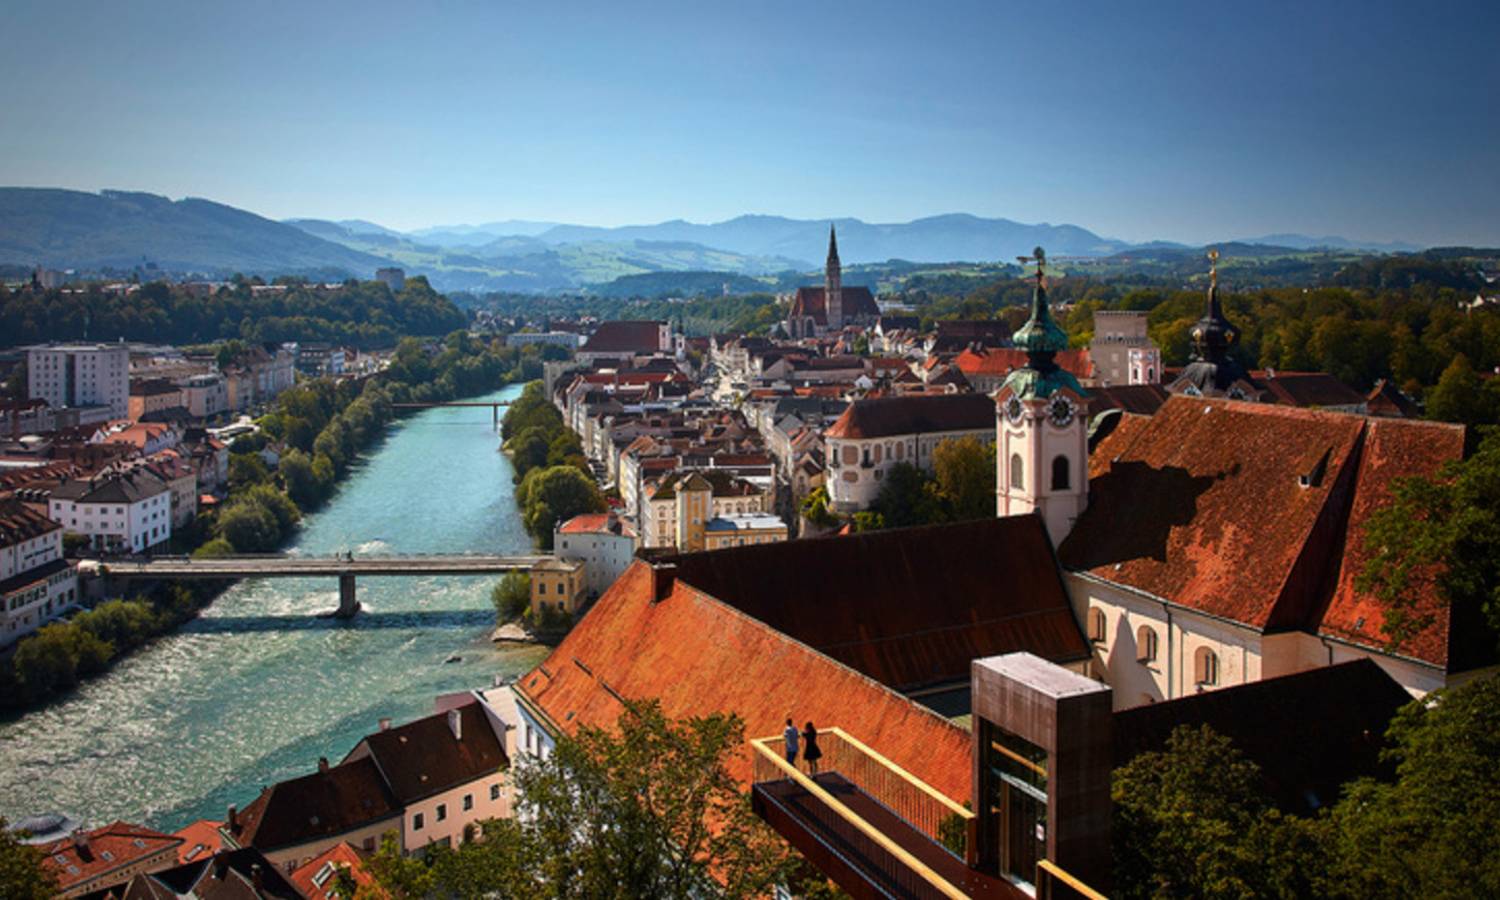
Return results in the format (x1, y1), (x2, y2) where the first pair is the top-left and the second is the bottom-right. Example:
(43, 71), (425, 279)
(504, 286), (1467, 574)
(983, 721), (1049, 893)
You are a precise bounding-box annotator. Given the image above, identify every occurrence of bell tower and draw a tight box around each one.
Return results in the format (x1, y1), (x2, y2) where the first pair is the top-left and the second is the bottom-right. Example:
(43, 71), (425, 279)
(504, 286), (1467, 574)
(995, 247), (1089, 545)
(824, 224), (843, 331)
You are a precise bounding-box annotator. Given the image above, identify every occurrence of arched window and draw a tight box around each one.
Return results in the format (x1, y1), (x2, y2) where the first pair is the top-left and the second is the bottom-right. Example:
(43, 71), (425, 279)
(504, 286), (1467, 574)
(1051, 455), (1070, 491)
(1010, 453), (1024, 490)
(1087, 607), (1107, 644)
(1194, 646), (1219, 686)
(1136, 626), (1158, 663)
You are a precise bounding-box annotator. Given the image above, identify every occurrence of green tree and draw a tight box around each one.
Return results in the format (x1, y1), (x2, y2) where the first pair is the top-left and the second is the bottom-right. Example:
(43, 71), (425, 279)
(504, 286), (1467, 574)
(1324, 675), (1500, 898)
(217, 497), (282, 552)
(1112, 724), (1324, 899)
(521, 466), (605, 549)
(367, 700), (794, 899)
(506, 426), (552, 476)
(0, 817), (55, 900)
(491, 572), (531, 623)
(279, 448), (325, 507)
(244, 484), (300, 535)
(800, 486), (839, 528)
(1358, 426), (1500, 649)
(227, 452), (271, 490)
(932, 436), (996, 522)
(870, 462), (945, 528)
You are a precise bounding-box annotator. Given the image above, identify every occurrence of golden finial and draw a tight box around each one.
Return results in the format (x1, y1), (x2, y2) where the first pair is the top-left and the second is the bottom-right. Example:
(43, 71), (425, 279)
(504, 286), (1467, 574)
(1208, 247), (1220, 289)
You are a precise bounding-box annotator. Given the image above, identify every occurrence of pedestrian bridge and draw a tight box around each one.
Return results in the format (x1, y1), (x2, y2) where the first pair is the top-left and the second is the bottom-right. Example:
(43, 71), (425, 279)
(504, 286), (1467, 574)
(85, 554), (548, 617)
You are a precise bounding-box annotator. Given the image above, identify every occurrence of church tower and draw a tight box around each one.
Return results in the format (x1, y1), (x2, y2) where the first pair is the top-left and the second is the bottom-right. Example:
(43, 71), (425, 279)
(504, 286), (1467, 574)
(1168, 248), (1253, 398)
(994, 247), (1089, 545)
(824, 224), (843, 331)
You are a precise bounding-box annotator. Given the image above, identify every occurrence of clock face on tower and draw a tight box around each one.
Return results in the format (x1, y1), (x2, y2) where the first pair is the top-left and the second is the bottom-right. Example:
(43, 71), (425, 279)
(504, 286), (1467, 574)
(1047, 394), (1076, 427)
(1004, 395), (1025, 424)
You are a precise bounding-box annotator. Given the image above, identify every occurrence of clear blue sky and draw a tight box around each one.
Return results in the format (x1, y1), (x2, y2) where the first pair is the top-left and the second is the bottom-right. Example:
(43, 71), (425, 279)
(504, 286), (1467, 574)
(3, 0), (1496, 245)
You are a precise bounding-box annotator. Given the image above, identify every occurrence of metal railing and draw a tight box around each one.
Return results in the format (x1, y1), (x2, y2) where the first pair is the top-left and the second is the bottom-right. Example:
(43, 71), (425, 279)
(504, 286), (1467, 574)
(750, 728), (975, 900)
(1037, 860), (1110, 900)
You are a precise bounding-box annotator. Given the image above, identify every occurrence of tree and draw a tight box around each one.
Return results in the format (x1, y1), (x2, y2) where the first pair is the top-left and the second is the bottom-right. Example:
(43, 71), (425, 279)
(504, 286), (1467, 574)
(869, 462), (945, 529)
(367, 700), (795, 899)
(506, 427), (552, 477)
(228, 452), (271, 490)
(1112, 724), (1324, 899)
(932, 436), (995, 522)
(491, 572), (531, 623)
(1358, 426), (1500, 650)
(1324, 674), (1500, 898)
(217, 498), (281, 552)
(521, 466), (605, 549)
(0, 817), (54, 900)
(1424, 354), (1494, 446)
(800, 486), (839, 528)
(280, 448), (325, 507)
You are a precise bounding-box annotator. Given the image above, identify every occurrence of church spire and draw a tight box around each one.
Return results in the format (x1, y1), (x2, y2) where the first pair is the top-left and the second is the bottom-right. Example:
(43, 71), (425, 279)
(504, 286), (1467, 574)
(824, 223), (843, 329)
(826, 224), (840, 270)
(1189, 247), (1239, 364)
(1001, 247), (1081, 400)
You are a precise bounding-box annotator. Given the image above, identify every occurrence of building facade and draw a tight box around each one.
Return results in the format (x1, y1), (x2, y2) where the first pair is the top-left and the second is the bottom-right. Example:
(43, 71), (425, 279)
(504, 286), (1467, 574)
(0, 501), (78, 648)
(824, 393), (996, 512)
(28, 343), (130, 420)
(48, 470), (173, 554)
(553, 513), (637, 598)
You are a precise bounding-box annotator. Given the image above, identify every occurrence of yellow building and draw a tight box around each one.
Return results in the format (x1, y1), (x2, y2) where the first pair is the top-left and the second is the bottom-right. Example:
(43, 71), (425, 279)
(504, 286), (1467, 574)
(530, 558), (587, 619)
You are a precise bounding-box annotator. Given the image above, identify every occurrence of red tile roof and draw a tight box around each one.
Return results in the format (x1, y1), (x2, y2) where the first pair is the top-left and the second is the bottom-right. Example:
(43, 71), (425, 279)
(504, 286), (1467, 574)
(788, 286), (879, 325)
(825, 393), (995, 440)
(580, 321), (667, 353)
(347, 698), (507, 805)
(289, 842), (382, 900)
(1318, 416), (1468, 667)
(516, 562), (974, 803)
(668, 517), (1089, 689)
(1251, 370), (1366, 408)
(170, 819), (223, 864)
(40, 821), (182, 893)
(1364, 379), (1421, 418)
(954, 347), (1093, 380)
(1061, 397), (1468, 666)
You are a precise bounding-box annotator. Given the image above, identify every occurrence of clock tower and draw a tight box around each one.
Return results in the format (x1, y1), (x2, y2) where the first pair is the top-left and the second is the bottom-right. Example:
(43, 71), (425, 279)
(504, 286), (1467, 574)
(994, 247), (1090, 545)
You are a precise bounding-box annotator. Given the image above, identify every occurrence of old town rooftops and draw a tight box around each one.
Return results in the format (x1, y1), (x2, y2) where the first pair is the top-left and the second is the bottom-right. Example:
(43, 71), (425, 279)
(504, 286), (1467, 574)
(225, 757), (398, 851)
(40, 821), (182, 891)
(825, 392), (995, 440)
(580, 321), (667, 353)
(665, 516), (1088, 689)
(515, 561), (974, 804)
(345, 697), (507, 804)
(0, 499), (61, 545)
(1059, 396), (1467, 667)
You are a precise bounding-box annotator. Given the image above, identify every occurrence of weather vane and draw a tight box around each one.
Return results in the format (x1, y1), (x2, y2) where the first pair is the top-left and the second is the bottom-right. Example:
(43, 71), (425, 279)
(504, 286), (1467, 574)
(1208, 247), (1219, 288)
(1017, 246), (1047, 286)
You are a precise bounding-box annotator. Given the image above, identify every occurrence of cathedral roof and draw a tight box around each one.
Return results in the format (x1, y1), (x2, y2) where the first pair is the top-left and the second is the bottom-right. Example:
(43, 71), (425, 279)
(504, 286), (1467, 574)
(825, 393), (995, 440)
(787, 285), (878, 324)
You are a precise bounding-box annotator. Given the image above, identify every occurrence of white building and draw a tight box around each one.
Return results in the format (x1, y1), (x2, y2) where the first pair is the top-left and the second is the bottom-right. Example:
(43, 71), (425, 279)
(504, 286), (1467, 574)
(824, 393), (996, 513)
(552, 512), (638, 599)
(1089, 310), (1161, 386)
(0, 502), (79, 648)
(27, 343), (131, 420)
(179, 373), (229, 420)
(48, 470), (173, 554)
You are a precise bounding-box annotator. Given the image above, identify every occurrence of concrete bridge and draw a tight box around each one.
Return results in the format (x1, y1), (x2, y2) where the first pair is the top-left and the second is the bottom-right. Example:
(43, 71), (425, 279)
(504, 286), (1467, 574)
(391, 400), (513, 428)
(86, 553), (548, 618)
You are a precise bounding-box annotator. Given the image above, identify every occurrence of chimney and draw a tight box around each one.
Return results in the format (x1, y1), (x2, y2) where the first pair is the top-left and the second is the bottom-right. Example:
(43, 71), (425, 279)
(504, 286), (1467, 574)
(73, 829), (92, 861)
(318, 756), (329, 773)
(651, 562), (677, 603)
(226, 805), (238, 832)
(448, 708), (463, 741)
(379, 717), (391, 731)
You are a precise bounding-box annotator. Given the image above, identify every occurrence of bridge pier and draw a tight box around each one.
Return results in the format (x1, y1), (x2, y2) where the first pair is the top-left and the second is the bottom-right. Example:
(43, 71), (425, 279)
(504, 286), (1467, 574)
(337, 573), (360, 618)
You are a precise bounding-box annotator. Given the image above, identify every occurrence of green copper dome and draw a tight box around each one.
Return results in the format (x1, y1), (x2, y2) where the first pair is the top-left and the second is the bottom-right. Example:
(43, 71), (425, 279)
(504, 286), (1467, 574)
(1002, 247), (1084, 400)
(1011, 280), (1069, 354)
(1000, 361), (1082, 400)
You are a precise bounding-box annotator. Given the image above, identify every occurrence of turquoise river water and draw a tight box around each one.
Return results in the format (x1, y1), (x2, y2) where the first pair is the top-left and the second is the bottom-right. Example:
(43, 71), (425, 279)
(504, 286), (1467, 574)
(0, 383), (548, 831)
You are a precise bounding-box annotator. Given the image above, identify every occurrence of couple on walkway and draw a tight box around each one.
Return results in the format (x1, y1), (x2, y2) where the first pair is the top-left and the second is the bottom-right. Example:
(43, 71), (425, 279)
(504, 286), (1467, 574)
(783, 718), (823, 774)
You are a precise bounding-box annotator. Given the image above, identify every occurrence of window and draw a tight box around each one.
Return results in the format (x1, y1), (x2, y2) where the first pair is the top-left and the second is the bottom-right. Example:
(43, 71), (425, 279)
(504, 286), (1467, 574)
(436, 803), (447, 822)
(491, 783), (501, 801)
(1087, 607), (1107, 643)
(413, 812), (424, 830)
(1194, 647), (1219, 686)
(1051, 455), (1070, 491)
(1010, 453), (1024, 490)
(463, 794), (473, 811)
(1136, 626), (1158, 663)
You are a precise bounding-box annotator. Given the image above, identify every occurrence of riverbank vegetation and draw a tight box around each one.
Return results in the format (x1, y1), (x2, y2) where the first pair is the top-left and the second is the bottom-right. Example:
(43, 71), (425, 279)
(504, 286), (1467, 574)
(1, 332), (557, 711)
(500, 381), (604, 550)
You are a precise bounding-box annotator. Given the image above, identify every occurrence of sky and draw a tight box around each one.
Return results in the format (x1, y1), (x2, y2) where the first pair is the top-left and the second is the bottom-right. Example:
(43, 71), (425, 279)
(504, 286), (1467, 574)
(2, 0), (1497, 245)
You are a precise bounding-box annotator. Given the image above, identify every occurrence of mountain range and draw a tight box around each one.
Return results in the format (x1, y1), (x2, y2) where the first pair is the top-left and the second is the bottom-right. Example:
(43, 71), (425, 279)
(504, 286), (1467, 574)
(0, 187), (1421, 294)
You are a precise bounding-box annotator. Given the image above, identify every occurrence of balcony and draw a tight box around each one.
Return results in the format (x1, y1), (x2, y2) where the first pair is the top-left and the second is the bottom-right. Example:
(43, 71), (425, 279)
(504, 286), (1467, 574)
(749, 728), (1104, 900)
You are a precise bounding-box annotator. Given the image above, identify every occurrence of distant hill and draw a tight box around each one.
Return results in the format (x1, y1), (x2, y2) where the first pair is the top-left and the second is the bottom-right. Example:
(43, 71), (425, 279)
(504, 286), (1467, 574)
(409, 220), (563, 245)
(0, 189), (389, 277)
(1237, 233), (1420, 253)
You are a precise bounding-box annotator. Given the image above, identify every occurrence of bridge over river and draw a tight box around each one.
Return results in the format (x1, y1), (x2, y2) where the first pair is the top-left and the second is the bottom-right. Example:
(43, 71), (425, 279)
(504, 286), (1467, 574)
(88, 553), (549, 616)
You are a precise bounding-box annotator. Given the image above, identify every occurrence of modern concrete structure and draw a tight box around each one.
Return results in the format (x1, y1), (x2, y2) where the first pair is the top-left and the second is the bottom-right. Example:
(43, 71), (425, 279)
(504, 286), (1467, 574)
(27, 343), (130, 420)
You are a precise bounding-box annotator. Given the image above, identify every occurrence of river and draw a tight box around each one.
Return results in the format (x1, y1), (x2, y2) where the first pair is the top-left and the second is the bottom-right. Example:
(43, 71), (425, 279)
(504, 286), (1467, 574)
(0, 383), (548, 831)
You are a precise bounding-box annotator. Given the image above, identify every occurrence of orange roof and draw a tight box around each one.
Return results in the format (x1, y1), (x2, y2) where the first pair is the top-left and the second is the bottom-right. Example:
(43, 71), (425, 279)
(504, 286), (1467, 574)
(517, 562), (973, 804)
(1319, 416), (1468, 667)
(170, 818), (223, 864)
(954, 346), (1093, 379)
(39, 821), (182, 891)
(1061, 397), (1468, 665)
(289, 842), (383, 900)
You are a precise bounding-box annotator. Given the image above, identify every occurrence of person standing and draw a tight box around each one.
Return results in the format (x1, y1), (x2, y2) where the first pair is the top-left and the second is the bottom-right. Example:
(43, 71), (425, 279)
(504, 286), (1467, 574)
(802, 721), (823, 775)
(783, 718), (800, 766)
